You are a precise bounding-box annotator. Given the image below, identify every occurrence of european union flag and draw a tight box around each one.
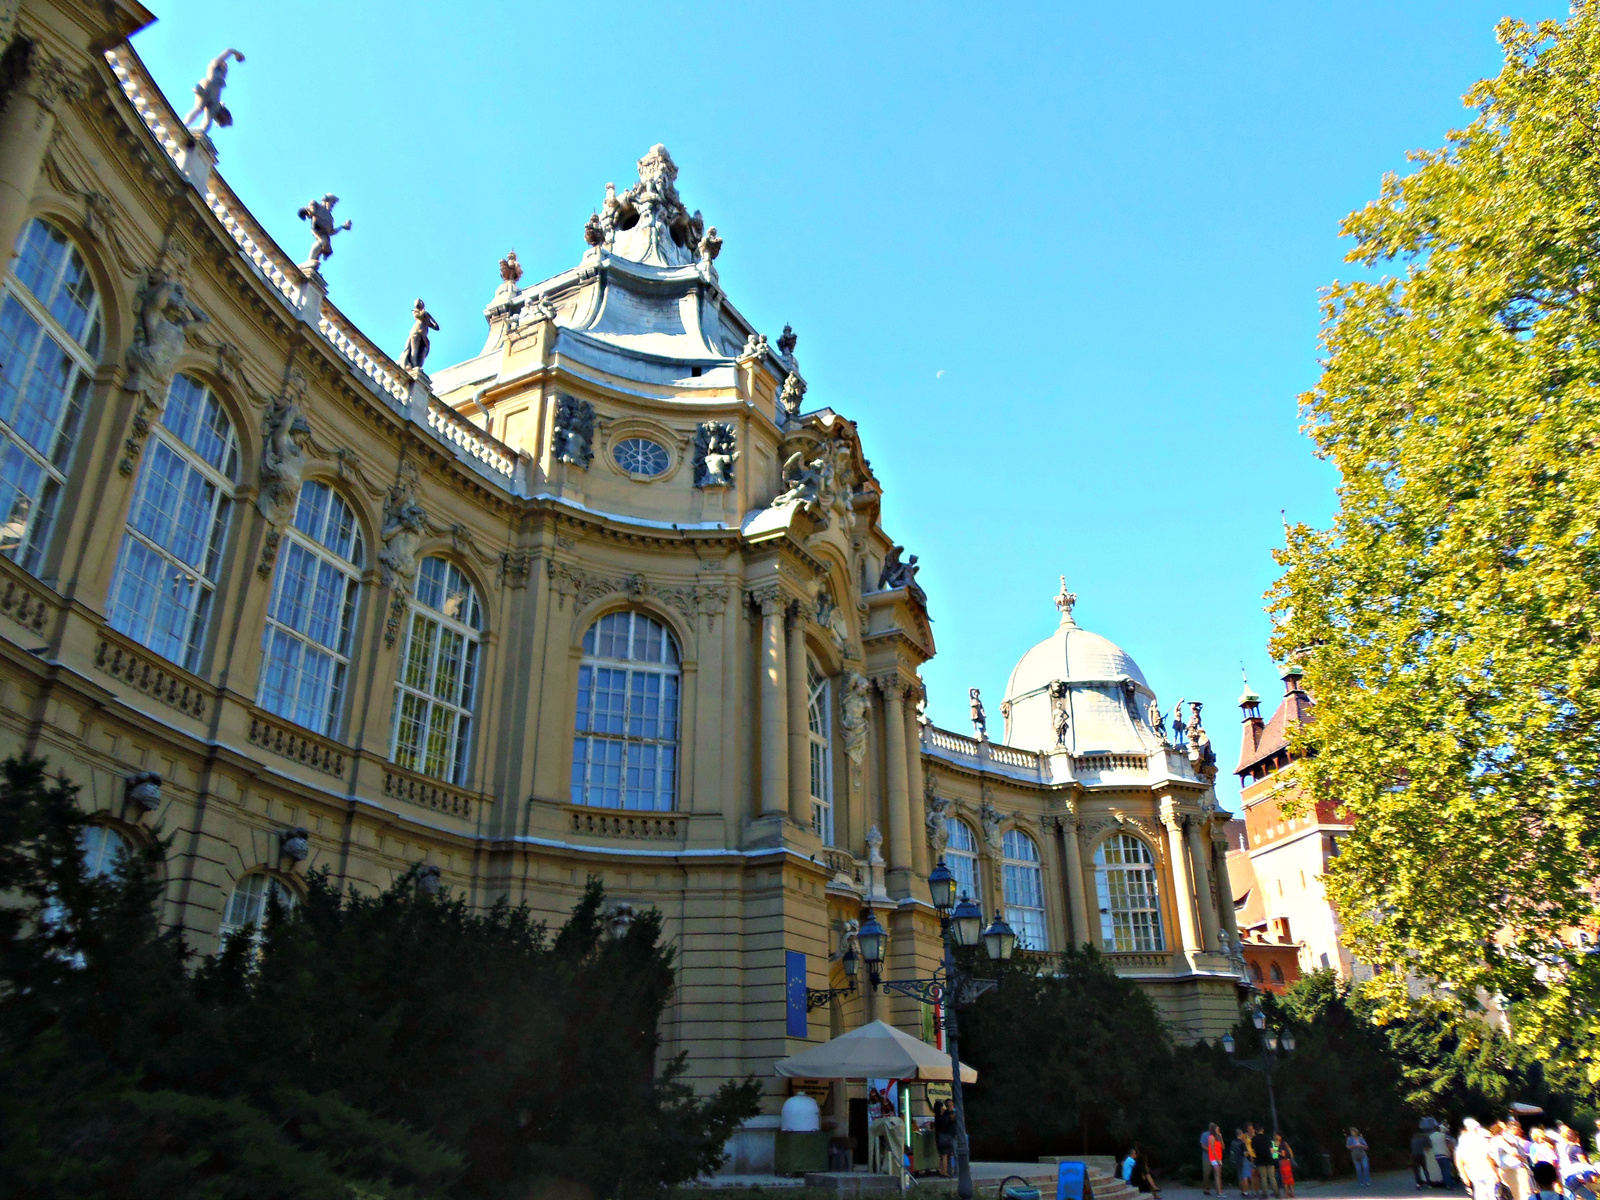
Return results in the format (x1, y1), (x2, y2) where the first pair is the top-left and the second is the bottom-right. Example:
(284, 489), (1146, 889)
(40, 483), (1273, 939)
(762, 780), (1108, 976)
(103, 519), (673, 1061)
(785, 950), (807, 1038)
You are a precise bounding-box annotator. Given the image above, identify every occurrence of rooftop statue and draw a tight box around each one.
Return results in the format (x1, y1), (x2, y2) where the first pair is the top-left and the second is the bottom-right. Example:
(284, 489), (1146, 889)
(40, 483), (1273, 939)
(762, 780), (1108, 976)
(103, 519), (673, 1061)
(182, 48), (244, 136)
(877, 544), (925, 605)
(773, 451), (825, 510)
(499, 250), (523, 284)
(697, 225), (721, 268)
(969, 687), (987, 741)
(399, 298), (439, 374)
(777, 323), (797, 361)
(298, 194), (351, 271)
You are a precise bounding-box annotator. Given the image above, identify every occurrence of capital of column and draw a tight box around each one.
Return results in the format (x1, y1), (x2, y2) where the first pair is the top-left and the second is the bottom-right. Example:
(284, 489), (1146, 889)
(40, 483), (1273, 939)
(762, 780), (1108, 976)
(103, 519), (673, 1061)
(1159, 797), (1185, 832)
(872, 673), (911, 702)
(25, 54), (82, 115)
(746, 584), (786, 618)
(786, 597), (814, 628)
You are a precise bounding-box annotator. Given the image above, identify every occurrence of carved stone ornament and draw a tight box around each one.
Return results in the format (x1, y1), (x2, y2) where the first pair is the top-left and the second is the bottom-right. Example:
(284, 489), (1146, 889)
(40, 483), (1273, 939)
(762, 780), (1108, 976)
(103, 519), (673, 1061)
(692, 420), (738, 488)
(978, 797), (1002, 855)
(773, 451), (826, 513)
(417, 864), (442, 896)
(877, 545), (926, 606)
(498, 549), (537, 589)
(925, 781), (951, 857)
(1187, 700), (1218, 778)
(840, 671), (871, 765)
(1048, 680), (1070, 747)
(26, 52), (83, 116)
(256, 371), (311, 538)
(279, 826), (310, 863)
(380, 463), (427, 646)
(550, 560), (729, 630)
(552, 394), (595, 468)
(815, 588), (853, 656)
(739, 332), (768, 361)
(779, 371), (807, 422)
(865, 824), (884, 865)
(589, 145), (707, 268)
(499, 249), (523, 284)
(124, 770), (162, 812)
(120, 268), (208, 475)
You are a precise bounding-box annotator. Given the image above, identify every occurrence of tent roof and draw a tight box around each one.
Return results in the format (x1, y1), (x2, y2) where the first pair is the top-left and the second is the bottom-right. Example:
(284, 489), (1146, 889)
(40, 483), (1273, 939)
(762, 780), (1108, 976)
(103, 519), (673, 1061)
(773, 1020), (977, 1083)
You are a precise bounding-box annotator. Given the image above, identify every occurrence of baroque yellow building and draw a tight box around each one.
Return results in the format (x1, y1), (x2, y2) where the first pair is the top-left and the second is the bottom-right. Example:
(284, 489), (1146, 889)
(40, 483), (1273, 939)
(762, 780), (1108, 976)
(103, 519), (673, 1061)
(0, 0), (1243, 1170)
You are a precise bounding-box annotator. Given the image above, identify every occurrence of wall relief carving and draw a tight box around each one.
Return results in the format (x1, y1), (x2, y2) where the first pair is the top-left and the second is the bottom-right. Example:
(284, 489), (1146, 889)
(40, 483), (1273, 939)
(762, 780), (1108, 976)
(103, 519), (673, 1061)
(552, 394), (595, 467)
(548, 560), (729, 630)
(119, 266), (208, 474)
(379, 461), (427, 646)
(692, 420), (737, 488)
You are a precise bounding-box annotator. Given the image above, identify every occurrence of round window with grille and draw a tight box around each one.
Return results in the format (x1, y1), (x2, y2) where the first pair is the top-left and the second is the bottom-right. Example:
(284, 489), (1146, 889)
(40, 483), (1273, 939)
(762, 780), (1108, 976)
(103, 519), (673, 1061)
(612, 437), (669, 477)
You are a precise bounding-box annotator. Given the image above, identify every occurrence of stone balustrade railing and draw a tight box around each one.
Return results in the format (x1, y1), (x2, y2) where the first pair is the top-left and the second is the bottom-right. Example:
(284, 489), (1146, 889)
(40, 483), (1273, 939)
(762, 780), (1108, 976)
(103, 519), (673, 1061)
(427, 399), (517, 478)
(103, 49), (518, 488)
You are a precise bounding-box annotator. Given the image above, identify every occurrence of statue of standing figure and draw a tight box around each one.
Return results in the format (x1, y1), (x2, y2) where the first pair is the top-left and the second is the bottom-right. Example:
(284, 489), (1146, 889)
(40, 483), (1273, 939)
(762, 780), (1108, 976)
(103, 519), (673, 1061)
(400, 299), (439, 373)
(182, 49), (244, 135)
(970, 687), (987, 741)
(298, 194), (352, 270)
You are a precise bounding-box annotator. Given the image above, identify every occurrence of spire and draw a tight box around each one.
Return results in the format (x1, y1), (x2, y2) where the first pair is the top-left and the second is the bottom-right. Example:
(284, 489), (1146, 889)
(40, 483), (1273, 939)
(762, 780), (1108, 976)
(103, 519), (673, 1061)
(1055, 575), (1078, 628)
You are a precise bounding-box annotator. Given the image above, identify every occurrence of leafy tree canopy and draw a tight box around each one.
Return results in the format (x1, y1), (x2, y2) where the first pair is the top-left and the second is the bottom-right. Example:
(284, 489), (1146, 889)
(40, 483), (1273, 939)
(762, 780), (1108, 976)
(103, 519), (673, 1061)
(1271, 3), (1600, 1071)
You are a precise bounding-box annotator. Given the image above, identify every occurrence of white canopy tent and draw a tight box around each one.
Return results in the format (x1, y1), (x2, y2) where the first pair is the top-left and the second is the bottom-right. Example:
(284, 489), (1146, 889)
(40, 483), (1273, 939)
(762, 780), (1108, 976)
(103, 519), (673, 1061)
(773, 1020), (977, 1083)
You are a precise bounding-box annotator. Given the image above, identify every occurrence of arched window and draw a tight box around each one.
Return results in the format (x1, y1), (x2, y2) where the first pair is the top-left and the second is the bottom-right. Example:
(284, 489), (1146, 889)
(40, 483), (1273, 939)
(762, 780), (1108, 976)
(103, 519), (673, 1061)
(1269, 962), (1285, 984)
(81, 823), (129, 878)
(106, 374), (237, 670)
(807, 660), (833, 844)
(0, 218), (102, 571)
(258, 481), (363, 737)
(571, 610), (679, 810)
(1250, 960), (1264, 982)
(1002, 829), (1047, 950)
(391, 556), (482, 783)
(218, 872), (297, 946)
(947, 819), (981, 910)
(1094, 833), (1165, 952)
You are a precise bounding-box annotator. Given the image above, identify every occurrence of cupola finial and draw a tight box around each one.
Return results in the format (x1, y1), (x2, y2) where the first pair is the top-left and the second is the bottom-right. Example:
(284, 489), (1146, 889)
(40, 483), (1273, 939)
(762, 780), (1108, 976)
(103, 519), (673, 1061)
(1055, 575), (1077, 626)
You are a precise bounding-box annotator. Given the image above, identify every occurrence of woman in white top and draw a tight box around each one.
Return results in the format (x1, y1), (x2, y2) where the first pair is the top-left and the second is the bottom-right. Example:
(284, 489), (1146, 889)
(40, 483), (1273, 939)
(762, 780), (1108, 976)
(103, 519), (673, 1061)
(1492, 1120), (1531, 1200)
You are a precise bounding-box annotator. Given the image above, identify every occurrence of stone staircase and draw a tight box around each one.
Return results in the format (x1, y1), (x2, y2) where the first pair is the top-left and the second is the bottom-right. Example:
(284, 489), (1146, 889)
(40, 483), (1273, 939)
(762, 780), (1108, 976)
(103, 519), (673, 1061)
(1037, 1156), (1139, 1200)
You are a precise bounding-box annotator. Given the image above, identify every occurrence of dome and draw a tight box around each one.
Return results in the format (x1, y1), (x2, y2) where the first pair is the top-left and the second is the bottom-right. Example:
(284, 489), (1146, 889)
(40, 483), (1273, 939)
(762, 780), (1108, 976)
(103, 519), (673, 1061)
(1000, 579), (1162, 755)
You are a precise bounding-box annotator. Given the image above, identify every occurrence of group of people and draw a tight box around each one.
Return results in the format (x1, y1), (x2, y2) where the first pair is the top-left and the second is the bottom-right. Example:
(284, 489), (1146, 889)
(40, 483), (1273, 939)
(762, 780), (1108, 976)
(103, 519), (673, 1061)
(1196, 1124), (1298, 1198)
(1450, 1116), (1600, 1200)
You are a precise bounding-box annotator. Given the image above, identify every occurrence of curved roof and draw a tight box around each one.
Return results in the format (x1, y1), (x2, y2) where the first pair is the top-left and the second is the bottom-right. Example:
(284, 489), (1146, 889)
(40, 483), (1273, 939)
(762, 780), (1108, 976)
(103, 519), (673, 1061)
(1001, 580), (1162, 755)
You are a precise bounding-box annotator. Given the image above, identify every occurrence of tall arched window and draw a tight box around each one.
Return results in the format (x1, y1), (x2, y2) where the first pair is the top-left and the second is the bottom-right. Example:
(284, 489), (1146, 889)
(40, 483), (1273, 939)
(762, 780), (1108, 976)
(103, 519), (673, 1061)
(807, 660), (833, 844)
(1002, 829), (1047, 950)
(391, 556), (481, 783)
(258, 480), (363, 737)
(947, 819), (981, 910)
(107, 374), (237, 671)
(571, 610), (679, 810)
(1094, 833), (1166, 952)
(0, 218), (102, 571)
(218, 872), (297, 946)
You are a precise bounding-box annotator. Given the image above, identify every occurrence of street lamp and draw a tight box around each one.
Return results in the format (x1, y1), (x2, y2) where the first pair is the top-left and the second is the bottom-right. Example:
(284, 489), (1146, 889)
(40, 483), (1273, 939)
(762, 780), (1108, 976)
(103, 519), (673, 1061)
(1223, 999), (1296, 1134)
(859, 859), (1014, 1200)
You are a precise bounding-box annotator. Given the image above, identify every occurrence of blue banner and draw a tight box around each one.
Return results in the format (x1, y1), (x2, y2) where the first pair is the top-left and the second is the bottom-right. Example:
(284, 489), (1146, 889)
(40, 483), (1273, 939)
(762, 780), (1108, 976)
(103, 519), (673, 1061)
(786, 950), (808, 1038)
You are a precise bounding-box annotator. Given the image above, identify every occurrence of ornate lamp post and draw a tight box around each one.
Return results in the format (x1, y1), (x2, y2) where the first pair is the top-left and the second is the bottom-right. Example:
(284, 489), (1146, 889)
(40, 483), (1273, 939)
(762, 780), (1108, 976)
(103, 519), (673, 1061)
(1222, 1001), (1296, 1134)
(855, 858), (1015, 1200)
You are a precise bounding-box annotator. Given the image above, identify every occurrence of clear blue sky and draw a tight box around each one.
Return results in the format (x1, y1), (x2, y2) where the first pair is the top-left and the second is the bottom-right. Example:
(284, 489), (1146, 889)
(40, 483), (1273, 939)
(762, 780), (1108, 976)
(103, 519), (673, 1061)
(129, 1), (1563, 811)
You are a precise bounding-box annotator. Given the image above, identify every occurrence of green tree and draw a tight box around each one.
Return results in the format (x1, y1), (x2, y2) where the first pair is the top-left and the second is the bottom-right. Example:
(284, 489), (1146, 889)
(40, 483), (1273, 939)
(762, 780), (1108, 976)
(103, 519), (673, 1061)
(1270, 3), (1600, 1080)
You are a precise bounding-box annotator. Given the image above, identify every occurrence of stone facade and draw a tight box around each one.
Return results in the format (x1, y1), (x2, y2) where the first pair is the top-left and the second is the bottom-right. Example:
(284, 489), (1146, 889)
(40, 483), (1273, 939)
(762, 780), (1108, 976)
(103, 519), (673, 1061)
(0, 0), (1243, 1168)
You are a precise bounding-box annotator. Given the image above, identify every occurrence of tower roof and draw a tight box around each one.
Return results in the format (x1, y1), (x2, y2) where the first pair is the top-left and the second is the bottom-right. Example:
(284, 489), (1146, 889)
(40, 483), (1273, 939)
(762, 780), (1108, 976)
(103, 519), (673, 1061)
(1235, 666), (1313, 777)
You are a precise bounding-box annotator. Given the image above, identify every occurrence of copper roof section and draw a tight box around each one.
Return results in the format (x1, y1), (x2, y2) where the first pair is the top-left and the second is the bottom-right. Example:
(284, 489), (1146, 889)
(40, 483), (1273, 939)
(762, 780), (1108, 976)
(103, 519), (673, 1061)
(1235, 667), (1313, 778)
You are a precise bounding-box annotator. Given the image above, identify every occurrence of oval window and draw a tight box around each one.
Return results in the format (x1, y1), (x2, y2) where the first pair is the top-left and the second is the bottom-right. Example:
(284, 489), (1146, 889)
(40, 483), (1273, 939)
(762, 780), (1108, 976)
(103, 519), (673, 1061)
(613, 437), (669, 477)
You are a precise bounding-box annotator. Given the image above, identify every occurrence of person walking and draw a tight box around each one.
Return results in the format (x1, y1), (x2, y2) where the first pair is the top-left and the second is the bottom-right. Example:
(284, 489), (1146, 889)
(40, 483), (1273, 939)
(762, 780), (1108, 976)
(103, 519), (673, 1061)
(1274, 1133), (1297, 1199)
(1348, 1128), (1372, 1188)
(1434, 1120), (1459, 1189)
(1415, 1124), (1436, 1190)
(1458, 1119), (1495, 1200)
(1209, 1124), (1226, 1197)
(1254, 1125), (1277, 1198)
(1202, 1125), (1216, 1195)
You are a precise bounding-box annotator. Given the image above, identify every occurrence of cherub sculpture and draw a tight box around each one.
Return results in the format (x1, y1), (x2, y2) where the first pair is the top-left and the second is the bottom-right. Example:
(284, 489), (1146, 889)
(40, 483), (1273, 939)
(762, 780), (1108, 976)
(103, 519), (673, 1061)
(297, 194), (351, 270)
(182, 48), (244, 135)
(399, 298), (439, 373)
(499, 250), (523, 284)
(697, 225), (721, 266)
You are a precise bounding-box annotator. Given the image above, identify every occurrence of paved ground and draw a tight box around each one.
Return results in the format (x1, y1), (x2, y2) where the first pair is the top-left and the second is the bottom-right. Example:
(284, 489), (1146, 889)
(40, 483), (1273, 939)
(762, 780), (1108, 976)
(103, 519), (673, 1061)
(1159, 1170), (1435, 1200)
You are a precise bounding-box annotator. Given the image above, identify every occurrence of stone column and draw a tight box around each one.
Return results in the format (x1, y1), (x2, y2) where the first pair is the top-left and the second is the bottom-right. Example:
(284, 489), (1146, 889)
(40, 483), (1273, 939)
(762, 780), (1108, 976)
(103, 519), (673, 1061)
(1060, 816), (1092, 947)
(903, 688), (929, 879)
(0, 51), (78, 264)
(1212, 829), (1243, 951)
(753, 589), (789, 817)
(1187, 817), (1222, 951)
(1161, 802), (1201, 953)
(786, 601), (810, 828)
(878, 677), (913, 873)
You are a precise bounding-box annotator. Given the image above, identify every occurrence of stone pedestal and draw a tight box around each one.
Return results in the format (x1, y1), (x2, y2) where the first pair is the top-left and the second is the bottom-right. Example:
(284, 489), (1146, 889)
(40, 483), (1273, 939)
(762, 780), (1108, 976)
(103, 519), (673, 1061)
(296, 266), (326, 323)
(174, 133), (215, 190)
